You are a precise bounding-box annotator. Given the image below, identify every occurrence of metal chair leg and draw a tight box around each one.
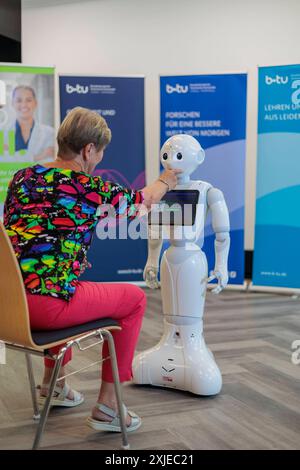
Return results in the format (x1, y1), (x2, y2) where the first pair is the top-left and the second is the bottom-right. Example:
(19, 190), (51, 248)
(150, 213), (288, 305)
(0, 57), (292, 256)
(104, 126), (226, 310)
(32, 346), (68, 450)
(102, 329), (129, 450)
(25, 353), (40, 420)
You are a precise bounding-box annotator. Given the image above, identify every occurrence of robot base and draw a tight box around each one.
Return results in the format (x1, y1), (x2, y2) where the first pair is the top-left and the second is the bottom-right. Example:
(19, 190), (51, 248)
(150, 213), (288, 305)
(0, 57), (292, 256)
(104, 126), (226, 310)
(132, 320), (222, 396)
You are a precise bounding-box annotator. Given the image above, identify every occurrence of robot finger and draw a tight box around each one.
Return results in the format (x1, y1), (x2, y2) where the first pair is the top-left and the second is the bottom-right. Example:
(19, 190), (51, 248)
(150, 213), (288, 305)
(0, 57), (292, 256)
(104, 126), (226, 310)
(149, 269), (158, 279)
(207, 274), (216, 283)
(147, 277), (160, 289)
(146, 270), (153, 278)
(214, 270), (222, 279)
(150, 282), (160, 290)
(212, 285), (222, 294)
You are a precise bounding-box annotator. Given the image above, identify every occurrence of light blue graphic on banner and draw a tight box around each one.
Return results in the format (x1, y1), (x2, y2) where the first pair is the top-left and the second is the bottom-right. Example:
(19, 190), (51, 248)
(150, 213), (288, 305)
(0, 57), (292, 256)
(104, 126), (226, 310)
(59, 76), (146, 282)
(258, 64), (300, 134)
(160, 74), (247, 285)
(253, 65), (300, 288)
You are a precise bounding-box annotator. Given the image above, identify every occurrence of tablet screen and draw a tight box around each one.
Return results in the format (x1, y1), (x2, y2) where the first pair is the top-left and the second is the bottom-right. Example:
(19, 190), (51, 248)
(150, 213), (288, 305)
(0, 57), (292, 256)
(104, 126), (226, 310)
(148, 190), (199, 226)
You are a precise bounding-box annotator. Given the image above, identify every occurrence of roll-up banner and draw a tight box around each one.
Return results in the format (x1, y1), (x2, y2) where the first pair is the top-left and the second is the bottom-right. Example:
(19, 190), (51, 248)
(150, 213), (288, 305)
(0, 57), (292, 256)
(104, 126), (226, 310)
(252, 64), (300, 291)
(59, 75), (146, 282)
(0, 64), (55, 218)
(160, 74), (247, 286)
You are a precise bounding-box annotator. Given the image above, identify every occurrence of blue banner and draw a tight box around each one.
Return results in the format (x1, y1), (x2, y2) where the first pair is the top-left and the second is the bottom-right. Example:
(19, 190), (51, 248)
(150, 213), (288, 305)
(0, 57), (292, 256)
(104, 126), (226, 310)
(253, 64), (300, 288)
(59, 75), (146, 282)
(160, 74), (247, 285)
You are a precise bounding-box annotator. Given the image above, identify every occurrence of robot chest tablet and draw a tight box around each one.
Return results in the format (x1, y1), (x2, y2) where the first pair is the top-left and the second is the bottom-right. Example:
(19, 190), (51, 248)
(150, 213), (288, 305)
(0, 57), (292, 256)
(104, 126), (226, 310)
(148, 189), (203, 227)
(149, 188), (206, 243)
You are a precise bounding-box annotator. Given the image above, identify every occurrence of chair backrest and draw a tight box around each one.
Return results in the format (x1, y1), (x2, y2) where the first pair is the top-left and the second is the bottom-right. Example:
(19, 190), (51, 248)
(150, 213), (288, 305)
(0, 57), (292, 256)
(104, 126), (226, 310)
(0, 220), (36, 348)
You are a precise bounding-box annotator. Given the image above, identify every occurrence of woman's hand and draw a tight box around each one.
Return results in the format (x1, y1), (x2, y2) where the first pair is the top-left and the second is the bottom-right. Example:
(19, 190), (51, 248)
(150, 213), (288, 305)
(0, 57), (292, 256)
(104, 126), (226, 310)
(142, 169), (182, 210)
(159, 168), (182, 191)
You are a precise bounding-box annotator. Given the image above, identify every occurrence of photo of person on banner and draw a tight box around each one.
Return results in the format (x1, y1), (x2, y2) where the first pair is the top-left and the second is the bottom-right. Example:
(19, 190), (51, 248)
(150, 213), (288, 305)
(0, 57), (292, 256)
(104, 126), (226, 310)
(0, 66), (55, 221)
(11, 85), (54, 162)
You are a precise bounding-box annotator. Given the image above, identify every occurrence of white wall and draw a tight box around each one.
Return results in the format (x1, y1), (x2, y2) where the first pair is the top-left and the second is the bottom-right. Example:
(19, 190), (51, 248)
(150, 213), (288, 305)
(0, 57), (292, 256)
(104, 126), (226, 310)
(22, 0), (300, 249)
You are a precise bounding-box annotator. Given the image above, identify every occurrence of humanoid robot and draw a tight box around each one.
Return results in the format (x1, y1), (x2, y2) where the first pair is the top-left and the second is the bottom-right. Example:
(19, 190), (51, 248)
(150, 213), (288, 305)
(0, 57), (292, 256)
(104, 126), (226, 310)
(132, 134), (230, 396)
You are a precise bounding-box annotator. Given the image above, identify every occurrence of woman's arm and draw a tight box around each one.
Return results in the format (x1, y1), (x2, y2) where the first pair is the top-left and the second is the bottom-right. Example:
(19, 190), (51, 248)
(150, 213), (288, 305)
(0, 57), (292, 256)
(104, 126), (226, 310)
(141, 168), (181, 210)
(94, 169), (181, 219)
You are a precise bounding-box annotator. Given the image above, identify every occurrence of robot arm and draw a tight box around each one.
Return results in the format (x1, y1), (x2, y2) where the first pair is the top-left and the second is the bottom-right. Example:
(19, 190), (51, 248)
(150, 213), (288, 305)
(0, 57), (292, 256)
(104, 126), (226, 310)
(144, 224), (163, 289)
(207, 187), (230, 294)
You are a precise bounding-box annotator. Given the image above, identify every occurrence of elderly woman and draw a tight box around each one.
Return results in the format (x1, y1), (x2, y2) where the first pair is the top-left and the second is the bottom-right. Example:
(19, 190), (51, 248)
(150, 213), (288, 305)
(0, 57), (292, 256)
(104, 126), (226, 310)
(3, 107), (180, 432)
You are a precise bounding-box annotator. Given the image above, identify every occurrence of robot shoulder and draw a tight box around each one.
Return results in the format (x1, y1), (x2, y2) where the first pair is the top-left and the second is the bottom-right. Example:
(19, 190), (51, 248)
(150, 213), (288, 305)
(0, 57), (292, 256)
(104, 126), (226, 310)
(190, 180), (212, 206)
(207, 187), (225, 206)
(190, 180), (212, 191)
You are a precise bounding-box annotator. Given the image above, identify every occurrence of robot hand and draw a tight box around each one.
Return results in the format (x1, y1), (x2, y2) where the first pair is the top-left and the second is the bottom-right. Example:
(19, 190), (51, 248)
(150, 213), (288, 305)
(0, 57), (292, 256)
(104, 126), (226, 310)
(144, 265), (160, 289)
(207, 267), (228, 294)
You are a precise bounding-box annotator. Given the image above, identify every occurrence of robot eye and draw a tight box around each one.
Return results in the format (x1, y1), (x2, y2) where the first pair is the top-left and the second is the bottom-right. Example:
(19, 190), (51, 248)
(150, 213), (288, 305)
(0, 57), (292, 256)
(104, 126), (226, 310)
(162, 153), (168, 160)
(177, 152), (183, 160)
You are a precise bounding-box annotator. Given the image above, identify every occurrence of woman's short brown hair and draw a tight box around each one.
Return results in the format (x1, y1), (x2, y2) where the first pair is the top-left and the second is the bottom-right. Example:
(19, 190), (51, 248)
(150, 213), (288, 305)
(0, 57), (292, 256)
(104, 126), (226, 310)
(57, 107), (111, 156)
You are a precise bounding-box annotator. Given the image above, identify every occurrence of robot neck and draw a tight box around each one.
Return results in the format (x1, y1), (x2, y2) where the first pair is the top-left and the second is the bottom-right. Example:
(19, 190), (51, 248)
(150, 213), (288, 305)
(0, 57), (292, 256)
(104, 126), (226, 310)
(177, 174), (190, 184)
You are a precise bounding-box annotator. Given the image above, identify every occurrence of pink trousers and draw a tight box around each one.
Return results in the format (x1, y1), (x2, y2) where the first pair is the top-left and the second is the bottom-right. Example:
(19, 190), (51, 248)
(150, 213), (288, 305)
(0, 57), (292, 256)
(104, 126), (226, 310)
(26, 281), (146, 383)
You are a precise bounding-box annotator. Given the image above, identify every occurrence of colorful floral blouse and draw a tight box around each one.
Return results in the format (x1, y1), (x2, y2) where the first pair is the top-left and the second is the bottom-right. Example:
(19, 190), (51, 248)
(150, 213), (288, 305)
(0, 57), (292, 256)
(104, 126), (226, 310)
(4, 165), (143, 301)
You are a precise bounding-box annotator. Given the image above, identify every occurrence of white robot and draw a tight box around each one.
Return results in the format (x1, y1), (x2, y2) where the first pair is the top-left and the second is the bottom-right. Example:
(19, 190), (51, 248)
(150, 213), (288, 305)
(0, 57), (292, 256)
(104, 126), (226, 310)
(133, 134), (230, 395)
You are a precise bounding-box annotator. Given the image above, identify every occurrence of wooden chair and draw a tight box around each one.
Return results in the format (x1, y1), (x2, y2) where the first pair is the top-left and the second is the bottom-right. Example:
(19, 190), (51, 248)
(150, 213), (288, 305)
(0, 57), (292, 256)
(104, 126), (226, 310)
(0, 221), (129, 450)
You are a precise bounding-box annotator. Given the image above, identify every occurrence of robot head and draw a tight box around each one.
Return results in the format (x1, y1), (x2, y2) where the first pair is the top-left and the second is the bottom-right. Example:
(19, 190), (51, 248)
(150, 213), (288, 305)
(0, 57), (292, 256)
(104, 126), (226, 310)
(160, 134), (205, 177)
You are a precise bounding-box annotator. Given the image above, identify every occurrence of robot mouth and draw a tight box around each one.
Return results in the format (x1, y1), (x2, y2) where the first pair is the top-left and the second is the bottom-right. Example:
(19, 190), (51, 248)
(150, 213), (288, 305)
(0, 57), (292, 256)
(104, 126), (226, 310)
(162, 366), (175, 373)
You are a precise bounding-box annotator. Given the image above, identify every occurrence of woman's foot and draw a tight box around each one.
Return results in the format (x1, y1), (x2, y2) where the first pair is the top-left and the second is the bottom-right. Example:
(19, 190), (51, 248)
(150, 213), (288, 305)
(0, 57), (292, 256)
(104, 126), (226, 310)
(40, 382), (75, 400)
(91, 403), (132, 426)
(88, 380), (142, 432)
(39, 382), (84, 408)
(87, 402), (142, 432)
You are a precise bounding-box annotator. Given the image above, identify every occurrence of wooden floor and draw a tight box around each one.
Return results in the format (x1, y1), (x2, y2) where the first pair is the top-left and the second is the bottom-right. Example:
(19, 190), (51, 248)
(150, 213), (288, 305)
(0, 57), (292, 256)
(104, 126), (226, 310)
(0, 288), (300, 450)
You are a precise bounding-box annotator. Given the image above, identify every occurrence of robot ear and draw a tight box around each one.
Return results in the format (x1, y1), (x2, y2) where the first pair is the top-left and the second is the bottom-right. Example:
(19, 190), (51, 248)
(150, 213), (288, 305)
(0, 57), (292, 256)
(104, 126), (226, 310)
(197, 148), (205, 164)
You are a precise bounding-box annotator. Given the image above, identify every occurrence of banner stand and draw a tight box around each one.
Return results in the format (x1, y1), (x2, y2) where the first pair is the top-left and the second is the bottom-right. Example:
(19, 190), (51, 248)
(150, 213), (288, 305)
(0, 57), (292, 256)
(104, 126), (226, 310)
(252, 64), (300, 291)
(160, 73), (247, 288)
(59, 74), (146, 283)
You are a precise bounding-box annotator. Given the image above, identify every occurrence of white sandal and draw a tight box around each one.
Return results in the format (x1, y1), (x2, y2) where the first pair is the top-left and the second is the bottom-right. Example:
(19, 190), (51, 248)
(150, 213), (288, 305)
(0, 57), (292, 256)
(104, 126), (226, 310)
(38, 383), (84, 408)
(86, 403), (142, 432)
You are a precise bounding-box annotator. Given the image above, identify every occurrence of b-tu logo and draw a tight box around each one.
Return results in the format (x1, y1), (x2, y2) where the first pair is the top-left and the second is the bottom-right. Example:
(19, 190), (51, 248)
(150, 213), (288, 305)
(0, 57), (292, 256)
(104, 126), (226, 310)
(265, 75), (288, 85)
(166, 84), (189, 94)
(66, 83), (89, 94)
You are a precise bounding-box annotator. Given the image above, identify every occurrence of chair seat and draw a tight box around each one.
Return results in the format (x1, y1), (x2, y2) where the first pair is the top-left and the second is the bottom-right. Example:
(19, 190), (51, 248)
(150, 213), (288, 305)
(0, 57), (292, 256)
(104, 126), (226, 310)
(31, 318), (120, 346)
